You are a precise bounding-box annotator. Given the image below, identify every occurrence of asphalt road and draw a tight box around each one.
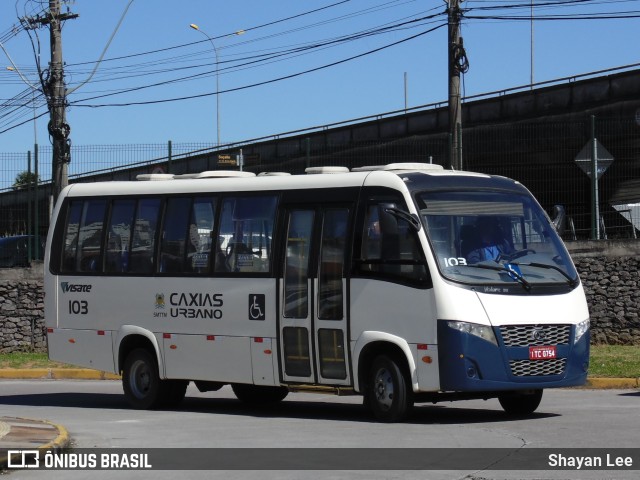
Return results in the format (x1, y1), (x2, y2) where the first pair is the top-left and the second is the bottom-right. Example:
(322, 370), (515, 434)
(0, 380), (638, 480)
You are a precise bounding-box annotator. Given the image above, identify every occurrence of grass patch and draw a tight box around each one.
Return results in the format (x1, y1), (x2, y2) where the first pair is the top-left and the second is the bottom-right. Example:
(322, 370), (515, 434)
(0, 352), (72, 369)
(1, 346), (639, 378)
(589, 345), (640, 378)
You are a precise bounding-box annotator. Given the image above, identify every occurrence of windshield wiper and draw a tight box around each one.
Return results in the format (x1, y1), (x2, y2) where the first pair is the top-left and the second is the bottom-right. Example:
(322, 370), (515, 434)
(515, 262), (578, 287)
(466, 263), (531, 291)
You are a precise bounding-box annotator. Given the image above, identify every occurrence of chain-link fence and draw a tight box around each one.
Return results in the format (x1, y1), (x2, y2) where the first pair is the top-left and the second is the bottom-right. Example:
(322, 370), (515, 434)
(1, 116), (638, 257)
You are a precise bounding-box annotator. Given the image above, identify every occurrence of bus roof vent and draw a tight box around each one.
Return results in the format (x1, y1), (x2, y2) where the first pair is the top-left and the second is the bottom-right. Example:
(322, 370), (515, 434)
(136, 174), (175, 181)
(352, 163), (444, 172)
(351, 166), (382, 172)
(305, 166), (350, 175)
(258, 172), (291, 176)
(174, 171), (256, 179)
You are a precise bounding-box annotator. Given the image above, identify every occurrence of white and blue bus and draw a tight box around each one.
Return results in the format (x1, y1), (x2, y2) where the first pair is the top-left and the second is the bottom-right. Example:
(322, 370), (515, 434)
(45, 164), (590, 422)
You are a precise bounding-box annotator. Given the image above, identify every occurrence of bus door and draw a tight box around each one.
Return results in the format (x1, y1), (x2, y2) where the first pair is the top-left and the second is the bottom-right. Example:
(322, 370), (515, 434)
(279, 205), (352, 386)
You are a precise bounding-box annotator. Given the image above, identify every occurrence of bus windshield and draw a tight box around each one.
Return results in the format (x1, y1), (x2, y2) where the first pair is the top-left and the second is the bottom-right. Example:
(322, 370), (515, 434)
(416, 190), (578, 288)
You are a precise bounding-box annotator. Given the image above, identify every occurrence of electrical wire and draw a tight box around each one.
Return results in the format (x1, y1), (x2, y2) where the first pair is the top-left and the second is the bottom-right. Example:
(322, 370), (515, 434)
(70, 23), (447, 108)
(2, 0), (639, 135)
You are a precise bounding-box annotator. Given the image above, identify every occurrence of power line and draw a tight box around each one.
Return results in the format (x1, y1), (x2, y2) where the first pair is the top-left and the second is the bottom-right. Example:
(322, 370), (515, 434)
(63, 0), (358, 68)
(70, 24), (447, 108)
(63, 13), (445, 93)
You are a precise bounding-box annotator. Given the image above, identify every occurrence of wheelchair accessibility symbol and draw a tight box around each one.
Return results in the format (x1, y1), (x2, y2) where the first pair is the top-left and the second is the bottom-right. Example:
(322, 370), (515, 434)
(249, 294), (266, 320)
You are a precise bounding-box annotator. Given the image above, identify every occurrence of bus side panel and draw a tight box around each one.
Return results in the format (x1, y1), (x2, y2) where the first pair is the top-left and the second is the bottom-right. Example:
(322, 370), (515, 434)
(411, 343), (440, 392)
(350, 279), (440, 391)
(163, 334), (253, 383)
(251, 337), (276, 386)
(47, 328), (116, 373)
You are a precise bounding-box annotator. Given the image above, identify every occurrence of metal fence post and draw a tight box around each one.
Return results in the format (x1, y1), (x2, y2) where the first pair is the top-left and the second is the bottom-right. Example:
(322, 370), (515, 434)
(167, 140), (173, 174)
(590, 115), (599, 240)
(457, 122), (463, 171)
(27, 151), (32, 262)
(34, 143), (39, 260)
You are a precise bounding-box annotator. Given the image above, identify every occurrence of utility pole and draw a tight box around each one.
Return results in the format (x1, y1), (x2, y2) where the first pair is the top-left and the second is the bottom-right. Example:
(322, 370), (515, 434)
(447, 0), (468, 170)
(24, 0), (78, 201)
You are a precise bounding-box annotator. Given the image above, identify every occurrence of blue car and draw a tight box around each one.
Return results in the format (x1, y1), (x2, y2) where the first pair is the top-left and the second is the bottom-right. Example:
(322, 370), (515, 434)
(0, 235), (43, 268)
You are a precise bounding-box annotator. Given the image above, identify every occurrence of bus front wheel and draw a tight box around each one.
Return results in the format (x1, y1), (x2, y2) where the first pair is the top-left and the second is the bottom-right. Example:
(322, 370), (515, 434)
(366, 355), (413, 422)
(122, 348), (169, 409)
(498, 389), (543, 415)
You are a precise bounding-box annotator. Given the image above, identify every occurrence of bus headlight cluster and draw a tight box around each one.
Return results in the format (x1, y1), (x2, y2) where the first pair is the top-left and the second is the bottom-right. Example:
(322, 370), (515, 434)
(574, 319), (590, 344)
(447, 321), (497, 346)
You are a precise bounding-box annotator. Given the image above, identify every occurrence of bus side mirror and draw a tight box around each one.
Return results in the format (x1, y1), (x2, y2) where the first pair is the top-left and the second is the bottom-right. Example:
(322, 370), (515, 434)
(380, 203), (421, 232)
(552, 204), (566, 235)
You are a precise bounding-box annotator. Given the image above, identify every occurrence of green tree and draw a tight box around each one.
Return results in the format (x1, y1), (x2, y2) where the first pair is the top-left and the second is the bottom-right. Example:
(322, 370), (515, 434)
(12, 171), (40, 190)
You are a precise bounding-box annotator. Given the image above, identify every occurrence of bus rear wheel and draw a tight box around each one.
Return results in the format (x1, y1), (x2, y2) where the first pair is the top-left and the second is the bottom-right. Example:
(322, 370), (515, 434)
(231, 384), (289, 404)
(366, 355), (413, 422)
(498, 389), (543, 415)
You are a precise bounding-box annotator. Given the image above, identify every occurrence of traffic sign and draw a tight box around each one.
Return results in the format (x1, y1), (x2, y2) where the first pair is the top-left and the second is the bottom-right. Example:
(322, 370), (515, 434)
(575, 139), (614, 179)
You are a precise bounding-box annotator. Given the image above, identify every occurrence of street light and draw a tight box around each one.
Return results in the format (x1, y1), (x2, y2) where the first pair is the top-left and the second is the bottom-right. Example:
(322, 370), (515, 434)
(190, 23), (221, 146)
(190, 24), (245, 146)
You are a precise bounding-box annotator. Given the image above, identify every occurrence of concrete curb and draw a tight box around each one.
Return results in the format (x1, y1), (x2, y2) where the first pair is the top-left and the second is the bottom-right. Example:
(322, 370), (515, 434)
(0, 417), (70, 470)
(39, 418), (71, 451)
(583, 377), (639, 389)
(0, 369), (120, 380)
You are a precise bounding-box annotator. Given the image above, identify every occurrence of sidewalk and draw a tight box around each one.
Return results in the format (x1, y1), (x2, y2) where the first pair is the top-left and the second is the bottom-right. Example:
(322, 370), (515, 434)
(0, 416), (69, 469)
(0, 368), (121, 380)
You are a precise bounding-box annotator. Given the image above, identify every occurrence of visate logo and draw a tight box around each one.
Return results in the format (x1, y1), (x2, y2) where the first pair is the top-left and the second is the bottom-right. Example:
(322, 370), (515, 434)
(60, 282), (92, 293)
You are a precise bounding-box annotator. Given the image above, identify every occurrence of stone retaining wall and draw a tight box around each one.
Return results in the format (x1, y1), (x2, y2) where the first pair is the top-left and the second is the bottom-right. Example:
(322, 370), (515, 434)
(1, 243), (639, 353)
(0, 280), (46, 353)
(569, 240), (640, 345)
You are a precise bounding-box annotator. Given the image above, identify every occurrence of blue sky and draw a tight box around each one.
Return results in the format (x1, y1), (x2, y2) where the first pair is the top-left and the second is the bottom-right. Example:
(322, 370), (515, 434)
(1, 0), (639, 153)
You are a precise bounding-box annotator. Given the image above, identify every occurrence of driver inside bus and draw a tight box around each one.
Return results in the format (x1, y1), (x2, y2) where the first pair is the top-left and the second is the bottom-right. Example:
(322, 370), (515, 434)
(467, 217), (512, 264)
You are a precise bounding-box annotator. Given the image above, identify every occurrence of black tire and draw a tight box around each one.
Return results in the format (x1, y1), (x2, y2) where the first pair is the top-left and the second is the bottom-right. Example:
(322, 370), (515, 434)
(498, 389), (543, 415)
(231, 384), (289, 404)
(122, 348), (164, 409)
(366, 355), (413, 422)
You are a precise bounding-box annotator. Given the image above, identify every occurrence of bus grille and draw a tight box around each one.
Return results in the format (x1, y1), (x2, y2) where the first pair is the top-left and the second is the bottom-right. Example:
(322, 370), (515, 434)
(500, 324), (571, 347)
(509, 358), (567, 377)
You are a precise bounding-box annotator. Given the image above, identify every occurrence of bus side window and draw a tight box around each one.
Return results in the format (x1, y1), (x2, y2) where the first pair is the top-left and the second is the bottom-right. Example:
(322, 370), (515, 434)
(187, 197), (217, 274)
(77, 199), (107, 273)
(61, 201), (83, 273)
(358, 199), (430, 286)
(159, 197), (191, 274)
(362, 206), (382, 263)
(105, 199), (136, 274)
(216, 195), (277, 274)
(130, 198), (161, 274)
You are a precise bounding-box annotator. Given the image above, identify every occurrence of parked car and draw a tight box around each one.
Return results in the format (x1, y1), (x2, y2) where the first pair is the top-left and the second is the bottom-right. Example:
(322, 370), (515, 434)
(0, 235), (44, 268)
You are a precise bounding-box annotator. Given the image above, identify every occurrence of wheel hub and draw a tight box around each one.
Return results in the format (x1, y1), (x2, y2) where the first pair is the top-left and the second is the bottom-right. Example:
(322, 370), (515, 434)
(374, 368), (394, 411)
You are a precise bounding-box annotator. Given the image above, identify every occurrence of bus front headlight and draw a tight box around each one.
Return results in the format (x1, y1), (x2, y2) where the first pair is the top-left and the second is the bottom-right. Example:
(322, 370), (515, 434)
(574, 319), (590, 344)
(447, 321), (498, 346)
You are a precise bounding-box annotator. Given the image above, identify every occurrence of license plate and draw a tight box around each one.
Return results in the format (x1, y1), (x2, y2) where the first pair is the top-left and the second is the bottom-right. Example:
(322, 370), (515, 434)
(529, 345), (557, 360)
